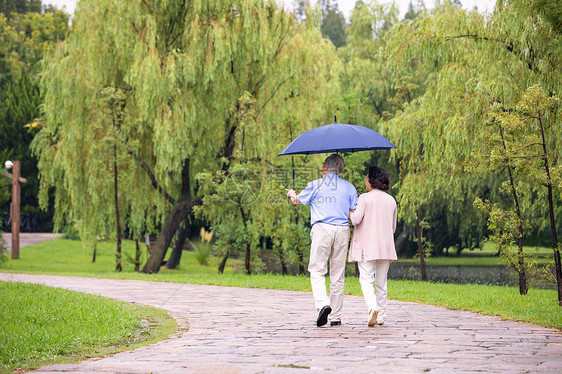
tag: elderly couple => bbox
[287,154,397,327]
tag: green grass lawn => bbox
[0,281,176,374]
[0,238,560,332]
[0,238,240,275]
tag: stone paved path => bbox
[1,273,561,373]
[2,233,62,251]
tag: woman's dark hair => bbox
[368,166,390,191]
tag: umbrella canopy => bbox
[278,121,396,156]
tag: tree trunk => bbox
[394,225,411,257]
[416,217,427,281]
[538,116,562,305]
[295,217,305,275]
[142,158,201,274]
[135,239,141,272]
[517,252,527,295]
[509,167,527,295]
[546,182,562,305]
[141,198,200,273]
[166,217,190,270]
[218,251,230,274]
[92,241,97,263]
[114,146,122,272]
[276,246,288,275]
[239,206,252,275]
[244,242,251,275]
[501,124,527,295]
[273,214,286,275]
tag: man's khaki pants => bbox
[308,222,350,321]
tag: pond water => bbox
[259,252,555,289]
[387,263,555,289]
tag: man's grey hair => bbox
[323,154,345,175]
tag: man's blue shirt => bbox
[297,173,358,226]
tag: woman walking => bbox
[349,166,397,326]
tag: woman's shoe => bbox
[367,309,379,326]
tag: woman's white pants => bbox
[358,260,391,320]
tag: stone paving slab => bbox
[1,273,561,373]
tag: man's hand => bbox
[286,189,301,206]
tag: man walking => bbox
[287,154,358,326]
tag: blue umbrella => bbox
[278,119,396,156]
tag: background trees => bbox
[33,0,339,273]
[0,1,42,15]
[379,0,561,299]
[0,2,68,232]
[19,0,561,303]
[319,0,347,48]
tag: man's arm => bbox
[286,189,302,206]
[348,185,359,221]
[349,194,365,225]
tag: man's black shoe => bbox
[330,320,341,326]
[316,305,332,327]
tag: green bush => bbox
[62,225,81,240]
[191,240,211,266]
[0,232,7,263]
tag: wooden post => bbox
[4,161,27,260]
[11,161,21,260]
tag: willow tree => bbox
[33,0,340,273]
[381,0,562,301]
[339,1,488,259]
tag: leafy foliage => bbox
[34,0,340,273]
[0,72,40,212]
[0,4,69,231]
[0,9,68,86]
[379,1,562,257]
[320,2,347,48]
[0,0,42,15]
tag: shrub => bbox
[191,240,211,266]
[62,225,81,240]
[0,232,7,262]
